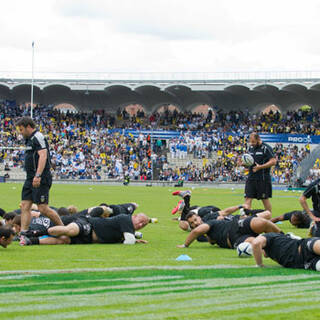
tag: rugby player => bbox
[0,226,15,248]
[172,190,271,231]
[243,132,277,213]
[177,212,281,249]
[252,232,320,271]
[20,213,151,246]
[271,210,312,229]
[16,117,63,244]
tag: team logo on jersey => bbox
[40,195,45,203]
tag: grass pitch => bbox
[0,183,320,319]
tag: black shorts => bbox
[22,174,52,204]
[300,238,320,271]
[245,179,272,200]
[230,216,258,247]
[70,217,93,244]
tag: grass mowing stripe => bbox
[0,284,315,315]
[0,275,184,289]
[9,295,320,320]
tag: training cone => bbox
[176,254,192,261]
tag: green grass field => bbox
[0,183,320,319]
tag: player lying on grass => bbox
[172,190,271,231]
[252,232,320,271]
[177,212,281,249]
[20,213,151,246]
[0,226,15,248]
[271,210,312,229]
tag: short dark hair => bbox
[3,212,17,221]
[0,208,5,218]
[12,215,21,226]
[16,117,36,129]
[0,226,15,239]
[57,207,70,216]
[185,212,197,220]
[99,203,108,207]
[250,132,260,140]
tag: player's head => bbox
[3,212,17,226]
[57,207,70,217]
[67,205,78,214]
[16,117,36,138]
[132,213,150,230]
[249,132,261,147]
[186,212,203,229]
[0,226,15,248]
[12,215,21,233]
[290,211,309,227]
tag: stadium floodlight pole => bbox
[30,41,35,119]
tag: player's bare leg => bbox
[256,210,271,220]
[38,204,64,226]
[244,197,252,210]
[250,217,281,234]
[48,223,79,237]
[20,200,33,231]
[261,198,272,213]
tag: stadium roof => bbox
[1,71,320,113]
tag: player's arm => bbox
[252,235,267,267]
[218,205,243,217]
[33,149,47,188]
[299,195,320,221]
[271,215,285,223]
[253,158,277,172]
[177,224,210,248]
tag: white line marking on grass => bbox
[0,264,249,275]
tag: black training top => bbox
[109,203,136,216]
[303,179,320,214]
[88,214,134,243]
[24,130,51,178]
[29,214,55,232]
[263,233,303,268]
[198,206,221,218]
[247,142,275,181]
[205,219,236,248]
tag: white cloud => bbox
[0,0,319,76]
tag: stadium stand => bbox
[0,100,319,183]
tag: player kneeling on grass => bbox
[252,233,320,271]
[172,190,271,231]
[20,213,151,246]
[177,212,281,249]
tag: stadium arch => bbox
[12,84,42,105]
[0,84,11,99]
[192,104,215,117]
[54,103,78,113]
[123,104,146,116]
[261,104,282,115]
[154,104,182,114]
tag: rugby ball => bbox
[237,242,253,258]
[241,153,254,167]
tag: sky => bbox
[0,0,320,77]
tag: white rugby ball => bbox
[242,153,254,167]
[237,242,253,258]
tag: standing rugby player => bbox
[16,117,63,243]
[244,132,276,212]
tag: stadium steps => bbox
[166,152,218,169]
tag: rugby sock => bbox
[29,237,40,245]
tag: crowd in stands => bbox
[0,100,318,184]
